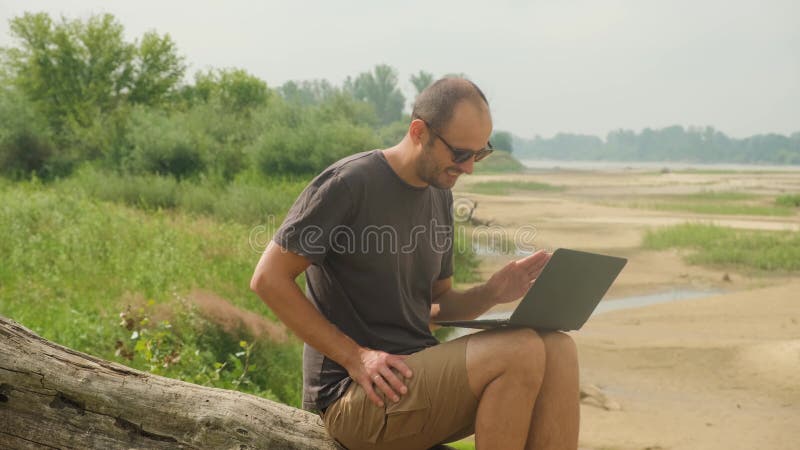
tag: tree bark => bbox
[0,315,343,450]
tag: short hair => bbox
[411,78,490,133]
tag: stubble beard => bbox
[416,143,460,190]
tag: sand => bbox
[453,169,800,450]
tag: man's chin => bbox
[435,173,460,189]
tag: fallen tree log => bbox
[0,315,343,450]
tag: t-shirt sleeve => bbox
[272,171,353,265]
[437,190,455,280]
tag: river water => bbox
[443,288,722,340]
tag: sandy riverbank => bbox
[577,281,800,450]
[453,168,800,450]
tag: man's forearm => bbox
[434,283,497,321]
[252,275,362,370]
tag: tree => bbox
[0,88,56,176]
[1,12,186,169]
[4,13,133,130]
[4,13,186,125]
[343,64,405,125]
[0,315,342,450]
[278,79,337,107]
[128,31,186,106]
[410,70,434,96]
[188,68,270,112]
[491,130,514,153]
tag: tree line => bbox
[513,126,800,165]
[0,12,512,181]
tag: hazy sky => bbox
[1,0,797,139]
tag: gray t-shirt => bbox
[272,150,454,411]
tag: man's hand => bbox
[485,249,552,304]
[345,348,413,407]
[430,303,441,320]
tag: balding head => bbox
[411,78,490,134]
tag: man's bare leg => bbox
[466,328,547,450]
[525,331,580,450]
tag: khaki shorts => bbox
[322,335,478,450]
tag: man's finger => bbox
[380,366,408,396]
[516,250,549,270]
[521,253,550,271]
[387,356,413,378]
[528,263,548,278]
[373,373,400,403]
[361,377,384,407]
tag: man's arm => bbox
[433,250,552,321]
[250,241,411,407]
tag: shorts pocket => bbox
[381,370,431,442]
[326,383,386,445]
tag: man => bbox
[250,78,579,450]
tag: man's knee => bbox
[495,328,547,379]
[541,331,577,360]
[467,328,545,376]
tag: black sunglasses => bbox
[419,119,493,164]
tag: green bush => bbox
[377,119,410,147]
[474,150,524,174]
[120,106,208,178]
[0,90,58,177]
[60,165,307,224]
[64,165,180,209]
[114,299,300,403]
[776,194,800,208]
[180,98,263,181]
[251,119,380,176]
[454,231,480,283]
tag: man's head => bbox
[408,78,493,189]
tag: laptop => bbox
[435,248,627,331]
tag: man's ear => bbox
[408,119,427,148]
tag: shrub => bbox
[0,90,58,178]
[66,165,179,209]
[776,194,800,208]
[250,119,380,176]
[120,106,208,178]
[643,223,800,271]
[61,165,307,224]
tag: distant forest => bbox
[512,127,800,165]
[3,13,797,177]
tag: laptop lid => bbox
[508,248,627,330]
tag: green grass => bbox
[56,165,308,225]
[474,150,525,174]
[776,193,800,208]
[448,440,476,449]
[672,169,800,175]
[1,171,483,406]
[0,183,303,405]
[682,191,756,201]
[643,202,794,216]
[468,180,563,196]
[643,223,800,271]
[628,191,796,216]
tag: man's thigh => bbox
[323,335,478,450]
